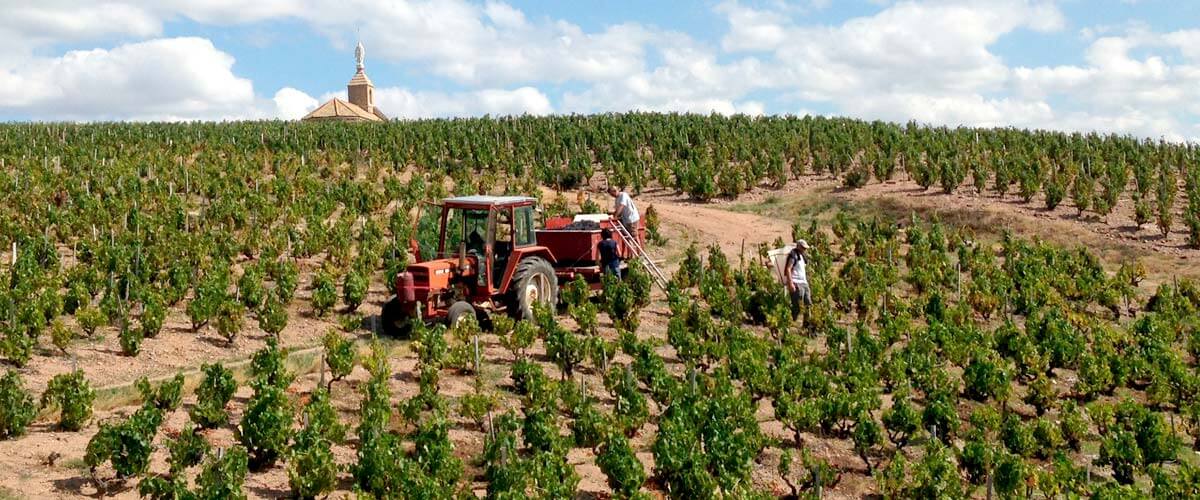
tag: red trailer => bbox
[536,216,644,286]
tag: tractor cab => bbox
[436,195,539,293]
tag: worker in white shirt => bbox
[607,186,640,228]
[607,185,642,244]
[784,239,811,320]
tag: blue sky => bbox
[1,1,1198,140]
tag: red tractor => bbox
[381,195,648,336]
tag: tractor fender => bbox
[498,246,555,293]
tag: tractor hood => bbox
[395,256,479,300]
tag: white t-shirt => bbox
[787,250,807,286]
[614,192,640,225]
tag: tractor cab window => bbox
[444,208,490,258]
[492,209,514,289]
[494,209,513,253]
[515,205,535,246]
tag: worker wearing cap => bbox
[784,239,812,319]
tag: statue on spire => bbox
[354,41,365,71]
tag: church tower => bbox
[301,40,387,122]
[347,41,375,114]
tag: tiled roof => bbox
[301,98,382,122]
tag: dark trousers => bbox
[790,283,811,319]
[604,260,621,277]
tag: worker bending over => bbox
[607,186,640,231]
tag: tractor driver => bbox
[466,227,486,255]
[467,228,487,286]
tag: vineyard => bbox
[0,115,1198,498]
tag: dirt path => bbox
[647,197,792,257]
[638,172,1200,285]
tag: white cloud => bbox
[272,87,320,120]
[711,0,1200,139]
[483,1,526,29]
[1010,29,1200,140]
[0,37,257,121]
[716,1,789,53]
[302,85,552,118]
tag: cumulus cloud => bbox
[0,37,256,121]
[710,0,1200,139]
[1010,29,1200,140]
[298,85,553,118]
[272,87,320,120]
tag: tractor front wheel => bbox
[447,301,476,329]
[510,257,557,320]
[380,297,414,338]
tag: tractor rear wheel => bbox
[447,301,476,329]
[510,257,557,320]
[380,297,413,339]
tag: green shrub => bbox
[190,363,237,429]
[994,452,1027,497]
[852,411,883,470]
[322,329,354,388]
[882,389,921,449]
[85,404,164,478]
[238,267,267,312]
[273,261,300,304]
[238,383,293,470]
[608,366,648,437]
[0,370,36,439]
[140,291,166,339]
[41,370,94,431]
[544,315,585,380]
[136,373,185,411]
[187,272,227,331]
[342,269,367,313]
[1099,428,1142,485]
[499,318,535,361]
[527,449,579,499]
[76,305,106,337]
[257,295,288,336]
[251,337,293,390]
[166,424,209,474]
[962,352,1011,402]
[310,272,337,317]
[597,431,646,499]
[48,318,73,354]
[215,300,245,345]
[301,388,346,445]
[1001,413,1036,458]
[195,446,249,500]
[626,259,653,307]
[288,410,337,499]
[119,320,143,356]
[909,440,965,499]
[3,328,34,367]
